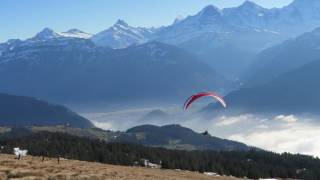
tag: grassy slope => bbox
[0,154,240,180]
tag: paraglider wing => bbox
[184,92,227,110]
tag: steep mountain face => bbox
[0,30,230,105]
[87,0,320,78]
[91,20,156,49]
[33,28,60,40]
[156,0,320,45]
[204,59,320,115]
[29,28,92,41]
[93,0,320,50]
[121,124,251,151]
[177,29,280,79]
[154,3,281,47]
[223,1,269,28]
[155,5,227,45]
[157,4,276,75]
[153,0,320,78]
[274,0,320,34]
[0,39,22,56]
[245,27,320,86]
[0,93,94,128]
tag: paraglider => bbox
[184,92,227,110]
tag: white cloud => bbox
[274,115,298,123]
[229,121,320,157]
[83,105,320,157]
[256,124,269,129]
[92,121,113,130]
[215,114,253,126]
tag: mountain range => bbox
[3,0,320,79]
[245,27,320,86]
[92,0,320,49]
[203,27,320,115]
[90,0,320,78]
[0,30,229,105]
[1,0,320,111]
[205,58,320,115]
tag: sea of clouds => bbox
[82,106,320,157]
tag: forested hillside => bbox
[1,132,319,180]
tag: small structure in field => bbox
[204,172,219,176]
[13,147,28,159]
[142,159,161,169]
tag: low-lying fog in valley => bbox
[81,103,320,157]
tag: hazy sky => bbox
[1,0,293,42]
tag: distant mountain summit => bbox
[60,29,92,39]
[140,109,171,122]
[0,93,94,128]
[32,28,60,40]
[30,28,92,41]
[91,19,156,49]
[122,124,251,151]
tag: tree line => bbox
[0,131,320,179]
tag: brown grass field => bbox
[0,154,243,180]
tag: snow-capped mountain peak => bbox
[64,28,85,34]
[239,1,262,10]
[111,19,132,32]
[33,28,61,40]
[30,28,92,41]
[91,19,155,49]
[173,15,185,25]
[198,5,221,17]
[59,28,92,39]
[225,1,266,15]
[114,19,129,27]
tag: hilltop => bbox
[0,93,93,128]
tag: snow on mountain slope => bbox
[223,1,269,29]
[30,28,92,40]
[5,0,320,51]
[0,28,93,58]
[3,0,320,49]
[2,0,320,80]
[31,28,61,40]
[154,5,229,44]
[91,19,156,49]
[0,28,96,65]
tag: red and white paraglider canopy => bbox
[184,92,227,110]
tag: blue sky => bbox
[1,0,293,42]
